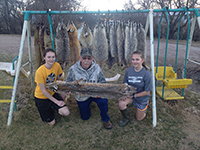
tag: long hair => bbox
[43,48,56,57]
[132,50,148,70]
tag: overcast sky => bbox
[81,0,130,11]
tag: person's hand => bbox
[56,100,66,107]
[96,95,101,98]
[66,91,71,95]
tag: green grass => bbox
[1,51,200,150]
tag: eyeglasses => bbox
[82,56,92,60]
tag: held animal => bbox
[55,22,70,69]
[46,79,136,99]
[66,20,81,64]
[93,22,108,67]
[78,22,93,49]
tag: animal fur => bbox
[78,22,93,49]
[39,25,45,64]
[46,79,136,99]
[117,21,126,67]
[43,27,53,50]
[109,22,118,64]
[34,24,42,69]
[124,21,131,67]
[55,22,70,69]
[105,21,115,69]
[66,20,81,64]
[136,23,146,57]
[93,22,108,67]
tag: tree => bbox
[123,0,200,40]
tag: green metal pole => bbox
[155,13,163,90]
[162,7,169,99]
[182,7,190,96]
[175,12,183,73]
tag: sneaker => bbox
[103,120,112,129]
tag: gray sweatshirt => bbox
[66,60,106,101]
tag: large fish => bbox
[55,22,70,69]
[66,20,81,64]
[136,23,146,58]
[117,21,126,67]
[93,22,108,67]
[34,24,42,69]
[78,22,93,49]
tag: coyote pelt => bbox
[46,79,137,99]
[55,22,70,69]
[124,21,131,67]
[44,27,53,50]
[78,22,93,49]
[117,21,126,67]
[109,22,118,64]
[136,23,146,57]
[34,24,42,69]
[93,22,108,67]
[66,20,81,64]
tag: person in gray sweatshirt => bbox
[66,47,112,129]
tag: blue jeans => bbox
[76,97,110,122]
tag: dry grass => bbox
[1,63,200,149]
[0,35,200,149]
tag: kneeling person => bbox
[66,47,112,129]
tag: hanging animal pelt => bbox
[106,21,115,69]
[43,26,53,50]
[34,24,42,69]
[126,22,137,67]
[136,23,146,58]
[109,21,118,64]
[93,22,108,67]
[124,21,131,67]
[66,20,81,64]
[117,21,126,67]
[55,22,70,69]
[39,25,45,64]
[46,79,137,99]
[78,22,93,49]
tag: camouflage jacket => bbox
[66,60,106,101]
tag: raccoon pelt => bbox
[93,22,108,67]
[117,21,126,68]
[44,26,53,50]
[66,20,81,64]
[34,24,42,69]
[78,22,93,49]
[55,22,70,69]
[136,23,146,58]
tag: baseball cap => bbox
[80,48,93,57]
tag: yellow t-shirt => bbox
[34,62,63,99]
